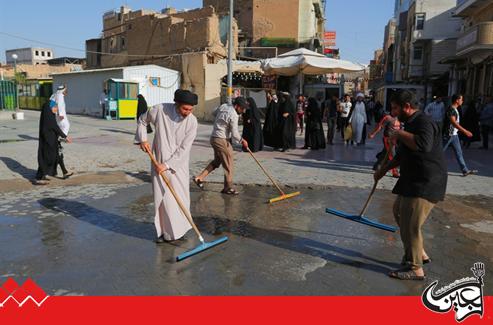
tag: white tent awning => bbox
[261,48,364,76]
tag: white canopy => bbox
[261,48,364,76]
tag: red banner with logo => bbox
[1,296,491,324]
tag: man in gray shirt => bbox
[193,97,248,195]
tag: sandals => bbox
[221,188,240,195]
[388,267,425,281]
[192,177,205,190]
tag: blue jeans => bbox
[443,135,469,173]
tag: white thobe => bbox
[135,103,198,240]
[350,102,367,143]
[54,92,70,135]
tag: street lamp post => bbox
[11,53,19,110]
[227,0,233,105]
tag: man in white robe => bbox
[53,85,70,135]
[50,85,73,178]
[135,89,198,243]
[349,93,367,146]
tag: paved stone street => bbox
[1,110,492,295]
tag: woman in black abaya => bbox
[263,91,282,149]
[242,97,264,152]
[279,93,297,152]
[35,102,70,185]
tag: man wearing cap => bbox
[193,97,248,195]
[135,89,198,244]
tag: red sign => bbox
[324,31,336,39]
[324,31,336,47]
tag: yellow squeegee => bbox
[246,147,301,203]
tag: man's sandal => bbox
[388,268,425,281]
[221,188,240,195]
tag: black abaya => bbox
[280,97,297,150]
[36,103,67,180]
[137,94,152,133]
[263,99,282,148]
[242,97,263,152]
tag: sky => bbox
[0,0,395,65]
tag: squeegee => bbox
[145,148,228,261]
[326,153,397,232]
[246,147,300,203]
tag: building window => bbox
[47,52,51,57]
[121,36,126,49]
[41,51,45,56]
[415,13,425,30]
[413,46,423,61]
[128,24,132,30]
[35,50,39,56]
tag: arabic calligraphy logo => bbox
[422,262,485,322]
[0,278,49,307]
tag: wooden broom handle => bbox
[246,147,285,196]
[145,147,203,241]
[358,147,392,217]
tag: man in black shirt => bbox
[374,90,447,281]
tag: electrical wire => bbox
[0,31,209,59]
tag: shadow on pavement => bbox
[0,156,37,181]
[125,171,151,183]
[18,134,39,141]
[100,128,136,135]
[275,157,373,175]
[38,198,155,242]
[193,215,399,274]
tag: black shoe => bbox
[155,235,166,244]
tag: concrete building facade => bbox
[85,5,240,121]
[5,47,54,65]
[386,0,462,100]
[204,0,325,58]
[445,0,493,99]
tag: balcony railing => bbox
[455,0,490,17]
[457,22,493,55]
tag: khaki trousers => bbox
[393,196,435,269]
[205,137,234,189]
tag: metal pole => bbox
[14,59,19,110]
[227,0,234,105]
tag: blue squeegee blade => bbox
[326,208,397,233]
[176,236,228,262]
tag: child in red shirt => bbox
[369,113,401,178]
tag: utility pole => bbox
[227,0,234,105]
[12,53,19,110]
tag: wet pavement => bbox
[1,110,492,295]
[1,179,492,296]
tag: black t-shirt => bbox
[393,111,448,203]
[328,100,338,118]
[443,105,459,137]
